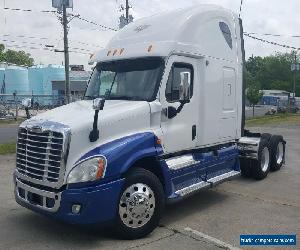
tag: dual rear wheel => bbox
[240,135,285,180]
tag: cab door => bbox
[160,55,198,154]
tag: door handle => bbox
[192,125,197,140]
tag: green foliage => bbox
[246,51,300,96]
[0,44,34,67]
[246,113,300,127]
[0,142,16,155]
[247,83,263,106]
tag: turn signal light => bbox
[96,158,106,179]
[148,45,153,52]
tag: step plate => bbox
[175,181,210,197]
[174,170,240,197]
[207,170,240,186]
[166,155,199,170]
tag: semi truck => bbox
[14,5,286,239]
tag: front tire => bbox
[115,168,165,239]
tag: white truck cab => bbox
[14,5,286,239]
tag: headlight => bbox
[67,156,107,184]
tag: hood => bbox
[23,100,151,170]
[27,100,150,131]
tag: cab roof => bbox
[90,4,238,64]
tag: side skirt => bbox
[171,170,240,201]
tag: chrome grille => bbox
[16,128,64,183]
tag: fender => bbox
[75,132,165,181]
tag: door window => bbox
[165,63,194,102]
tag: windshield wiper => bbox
[108,95,144,101]
[84,96,97,100]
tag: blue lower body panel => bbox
[15,178,125,225]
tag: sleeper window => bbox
[165,64,193,102]
[219,22,233,49]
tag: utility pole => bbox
[62,1,70,104]
[119,0,133,29]
[293,53,297,98]
[125,0,129,24]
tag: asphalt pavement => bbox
[0,125,299,249]
[0,124,18,144]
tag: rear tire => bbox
[269,135,285,171]
[115,168,165,239]
[251,139,271,180]
[261,133,272,142]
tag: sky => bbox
[1,0,300,69]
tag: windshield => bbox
[85,57,165,101]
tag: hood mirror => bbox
[90,98,105,142]
[22,98,32,119]
[92,98,105,111]
[22,98,32,108]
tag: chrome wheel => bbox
[261,147,270,172]
[119,183,155,229]
[276,142,284,165]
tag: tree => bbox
[0,44,34,67]
[246,51,300,97]
[247,83,263,117]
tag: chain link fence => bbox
[0,94,83,120]
[277,98,300,113]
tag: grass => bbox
[0,119,24,126]
[0,142,16,155]
[246,113,300,127]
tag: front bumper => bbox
[14,176,125,225]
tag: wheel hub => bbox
[261,147,270,172]
[276,142,284,165]
[119,183,155,228]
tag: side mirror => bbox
[22,98,32,108]
[179,71,191,102]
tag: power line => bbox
[1,34,104,49]
[3,42,92,55]
[3,7,56,13]
[3,6,117,32]
[1,39,94,53]
[245,32,300,38]
[73,15,118,32]
[244,33,300,51]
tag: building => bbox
[261,90,293,106]
[52,70,91,100]
[0,63,91,105]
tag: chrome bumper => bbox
[15,178,61,212]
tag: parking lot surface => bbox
[0,126,299,250]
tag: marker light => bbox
[107,50,111,56]
[113,49,118,56]
[67,156,107,184]
[148,45,153,52]
[120,48,125,55]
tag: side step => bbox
[174,170,240,197]
[207,170,241,187]
[175,181,210,197]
